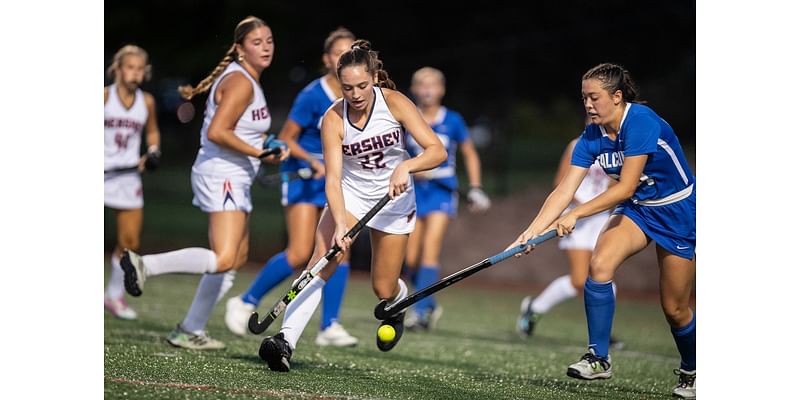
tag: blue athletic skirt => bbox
[613,184,696,260]
[415,179,458,218]
[281,175,326,207]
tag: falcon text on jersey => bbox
[597,151,624,169]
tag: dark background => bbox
[104,0,695,263]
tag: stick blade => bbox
[248,312,271,334]
[373,300,390,320]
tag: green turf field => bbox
[104,265,680,399]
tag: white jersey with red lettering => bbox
[340,87,416,234]
[104,83,147,171]
[191,61,271,181]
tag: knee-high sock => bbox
[584,277,615,359]
[182,271,236,334]
[321,263,350,330]
[531,274,577,314]
[241,251,294,306]
[671,311,696,371]
[105,253,124,299]
[390,278,408,307]
[280,276,325,349]
[142,248,217,276]
[413,265,439,314]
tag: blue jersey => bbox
[405,107,470,190]
[572,103,694,203]
[281,77,337,173]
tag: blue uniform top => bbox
[281,77,337,173]
[571,103,694,203]
[405,107,470,190]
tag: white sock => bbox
[280,276,325,349]
[105,253,124,299]
[389,278,408,306]
[182,270,237,334]
[531,275,577,314]
[141,248,217,277]
[612,281,618,298]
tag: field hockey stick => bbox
[374,229,558,320]
[255,167,313,187]
[248,193,393,334]
[429,179,468,200]
[104,165,140,175]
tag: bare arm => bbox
[554,139,578,188]
[385,90,447,198]
[143,92,161,150]
[321,101,352,249]
[459,139,482,188]
[568,154,646,220]
[207,73,263,158]
[278,118,325,178]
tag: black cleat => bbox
[259,332,293,372]
[376,311,405,352]
[120,249,145,297]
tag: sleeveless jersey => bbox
[192,62,271,180]
[341,87,414,200]
[104,84,148,171]
[405,106,470,190]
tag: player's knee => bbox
[571,277,585,292]
[215,251,238,272]
[285,246,313,269]
[661,302,691,327]
[588,254,616,281]
[234,249,248,269]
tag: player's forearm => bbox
[527,189,573,235]
[570,183,632,220]
[146,130,160,149]
[406,143,446,173]
[325,178,348,225]
[463,150,482,187]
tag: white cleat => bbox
[104,296,138,320]
[672,368,696,399]
[566,348,613,380]
[315,321,359,347]
[224,296,255,336]
[120,249,146,297]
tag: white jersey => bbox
[192,62,271,180]
[104,84,147,171]
[559,160,611,250]
[341,87,416,232]
[574,160,610,204]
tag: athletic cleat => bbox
[672,368,696,399]
[567,349,613,380]
[259,332,293,372]
[120,249,146,297]
[315,322,359,347]
[609,335,625,350]
[224,296,254,336]
[516,296,541,338]
[376,311,405,352]
[104,296,138,320]
[406,305,443,331]
[166,324,225,350]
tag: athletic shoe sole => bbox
[259,337,291,372]
[566,368,612,380]
[120,250,142,297]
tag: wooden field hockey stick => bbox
[248,193,393,334]
[373,229,558,320]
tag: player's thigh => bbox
[405,217,426,268]
[590,214,649,281]
[208,210,249,271]
[284,203,323,267]
[657,246,695,327]
[115,208,143,249]
[566,249,593,290]
[370,229,408,300]
[420,212,450,265]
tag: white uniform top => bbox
[192,62,271,180]
[341,87,415,220]
[574,160,610,204]
[104,84,148,171]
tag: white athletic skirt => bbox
[104,172,143,210]
[341,186,416,235]
[191,171,253,213]
[559,209,610,251]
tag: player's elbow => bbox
[429,144,447,165]
[207,128,224,145]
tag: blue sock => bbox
[414,265,439,314]
[584,277,615,359]
[321,263,350,330]
[671,311,696,371]
[241,252,294,306]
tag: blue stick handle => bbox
[488,229,558,264]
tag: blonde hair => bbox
[178,16,268,100]
[107,45,152,81]
[412,66,445,86]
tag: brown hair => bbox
[582,63,640,103]
[323,27,355,54]
[336,39,396,90]
[107,45,152,81]
[178,16,268,100]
